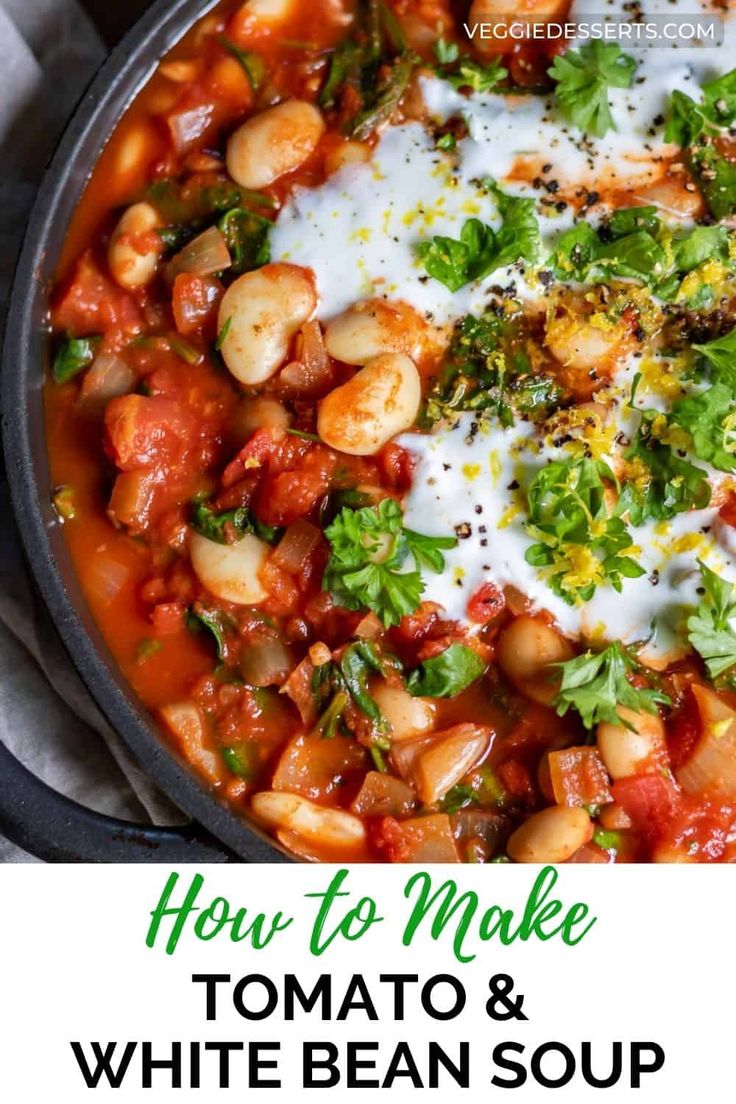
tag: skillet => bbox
[0,0,291,863]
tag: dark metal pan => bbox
[0,0,289,863]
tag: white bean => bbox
[324,299,429,365]
[371,682,436,742]
[226,100,325,190]
[108,201,162,289]
[317,352,421,455]
[190,531,269,605]
[251,791,366,848]
[239,0,295,22]
[596,707,666,780]
[508,806,593,864]
[218,263,317,385]
[545,309,628,374]
[232,396,291,439]
[497,615,574,704]
[324,140,371,176]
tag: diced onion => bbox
[355,612,382,639]
[167,226,231,279]
[80,352,136,404]
[280,656,318,723]
[676,684,736,800]
[85,552,131,606]
[271,519,322,574]
[272,733,366,799]
[241,640,294,687]
[279,321,333,395]
[167,102,214,151]
[350,772,416,817]
[383,813,461,862]
[389,732,437,781]
[108,469,161,530]
[451,809,505,849]
[413,723,492,805]
[160,702,225,785]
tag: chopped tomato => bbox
[255,447,336,526]
[151,602,187,634]
[172,273,223,336]
[467,582,506,625]
[548,746,612,807]
[379,443,415,492]
[105,394,196,470]
[612,774,680,834]
[666,686,702,772]
[719,492,736,529]
[53,252,141,335]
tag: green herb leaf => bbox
[221,742,259,778]
[687,561,736,679]
[346,51,417,141]
[669,382,736,474]
[664,90,711,146]
[434,36,460,65]
[553,642,670,729]
[218,36,266,91]
[422,307,561,430]
[312,640,399,738]
[548,41,636,137]
[418,186,539,291]
[693,326,736,388]
[674,225,729,272]
[524,457,645,604]
[689,143,736,221]
[219,208,271,274]
[187,606,230,662]
[215,317,232,351]
[702,68,736,126]
[619,408,712,526]
[191,500,253,544]
[550,212,732,298]
[339,641,387,726]
[447,57,506,94]
[323,498,456,627]
[52,335,100,383]
[136,638,163,664]
[433,34,506,93]
[443,783,479,814]
[406,644,485,698]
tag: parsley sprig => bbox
[694,326,736,389]
[323,499,457,627]
[553,642,670,730]
[418,182,539,292]
[433,37,507,94]
[663,68,736,219]
[524,457,645,605]
[669,383,736,475]
[665,69,736,146]
[619,381,712,526]
[549,206,734,304]
[687,561,736,681]
[548,42,636,138]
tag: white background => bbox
[0,863,730,1100]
